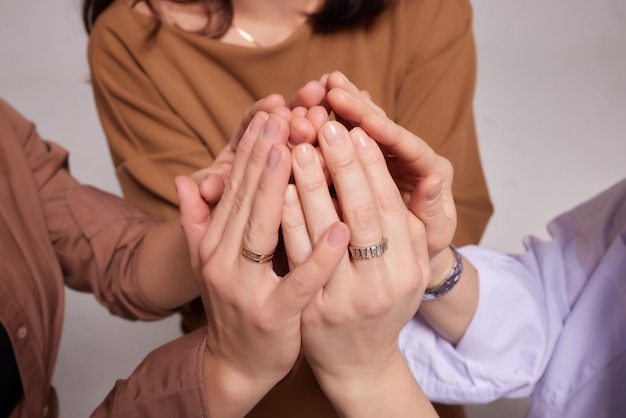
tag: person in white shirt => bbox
[401,177,625,418]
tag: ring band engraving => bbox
[241,244,275,264]
[348,237,388,260]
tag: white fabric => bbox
[399,179,626,417]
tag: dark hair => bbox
[82,0,393,35]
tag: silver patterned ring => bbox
[241,244,275,264]
[348,237,388,260]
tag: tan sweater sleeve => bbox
[396,0,493,246]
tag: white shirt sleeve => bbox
[399,243,570,404]
[400,179,626,413]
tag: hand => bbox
[190,94,292,205]
[325,72,456,258]
[289,72,455,266]
[176,112,349,416]
[321,74,477,344]
[282,121,434,415]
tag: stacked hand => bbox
[176,72,452,416]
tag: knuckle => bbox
[298,175,327,194]
[229,191,250,218]
[249,144,267,167]
[289,274,313,299]
[330,151,359,172]
[357,287,395,318]
[377,188,404,215]
[349,200,379,228]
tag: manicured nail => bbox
[327,223,348,247]
[267,145,280,169]
[262,116,280,139]
[322,122,346,147]
[247,113,266,136]
[427,183,442,202]
[294,144,315,169]
[353,128,370,149]
[335,71,348,83]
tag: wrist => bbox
[423,245,463,301]
[428,245,456,290]
[314,350,431,417]
[202,340,280,417]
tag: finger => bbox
[289,79,327,109]
[281,184,313,270]
[208,112,269,240]
[275,222,350,315]
[291,143,340,245]
[288,115,317,146]
[409,171,457,255]
[175,175,212,267]
[269,105,293,121]
[229,94,286,150]
[327,79,443,179]
[331,85,446,182]
[325,71,386,123]
[292,106,308,118]
[197,173,226,206]
[288,105,330,147]
[362,113,443,178]
[306,105,330,134]
[349,128,411,249]
[222,115,290,258]
[317,122,382,250]
[241,143,292,268]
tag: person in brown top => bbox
[85,1,488,414]
[0,91,476,417]
[84,0,493,246]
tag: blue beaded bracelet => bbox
[422,245,463,301]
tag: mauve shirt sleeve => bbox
[32,137,172,320]
[91,329,209,417]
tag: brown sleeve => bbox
[1,99,172,320]
[88,23,214,221]
[90,329,209,417]
[396,0,493,246]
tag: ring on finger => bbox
[348,237,388,260]
[241,244,275,264]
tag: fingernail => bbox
[262,116,281,139]
[284,184,299,207]
[335,88,350,100]
[334,71,348,83]
[294,144,315,169]
[427,184,442,202]
[353,129,370,149]
[247,113,266,136]
[327,223,348,247]
[267,145,280,169]
[322,122,346,147]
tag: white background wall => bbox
[0,1,624,416]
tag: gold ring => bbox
[241,244,275,264]
[348,237,388,260]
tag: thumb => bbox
[175,175,212,272]
[277,222,349,315]
[409,173,456,257]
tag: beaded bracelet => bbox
[422,245,463,301]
